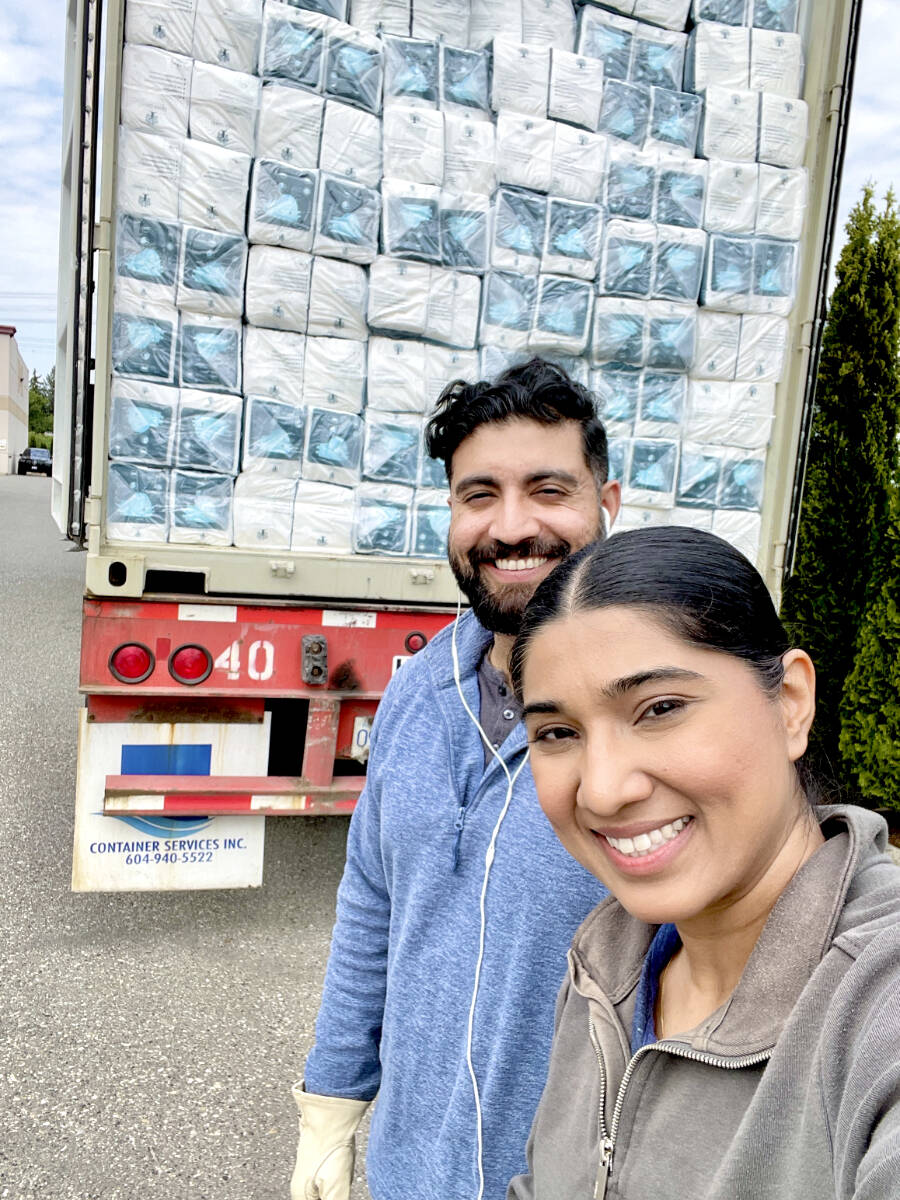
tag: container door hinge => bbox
[269,560,296,578]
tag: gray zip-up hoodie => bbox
[509,805,900,1200]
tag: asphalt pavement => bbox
[0,475,368,1198]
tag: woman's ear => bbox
[780,649,816,762]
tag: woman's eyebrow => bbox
[523,668,705,717]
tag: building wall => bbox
[0,332,29,475]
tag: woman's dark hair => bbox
[425,357,609,485]
[510,526,793,703]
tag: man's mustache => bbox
[465,538,572,569]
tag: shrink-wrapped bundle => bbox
[245,245,312,332]
[441,44,491,113]
[530,275,593,356]
[626,437,680,508]
[177,227,247,318]
[491,188,547,275]
[115,214,181,306]
[600,219,656,299]
[605,144,657,221]
[107,463,171,542]
[684,22,750,91]
[179,140,251,235]
[306,256,369,340]
[647,88,703,158]
[693,310,741,380]
[591,297,646,367]
[645,300,696,372]
[634,371,688,438]
[118,128,183,222]
[314,175,381,263]
[120,44,192,140]
[631,26,686,93]
[576,9,634,81]
[491,40,550,118]
[520,0,576,51]
[352,483,413,554]
[169,470,234,545]
[750,29,804,96]
[232,473,296,549]
[363,412,422,484]
[592,364,640,434]
[410,0,468,43]
[319,100,383,186]
[755,165,807,240]
[655,156,708,228]
[193,0,262,74]
[440,191,490,273]
[242,326,306,403]
[548,49,604,132]
[550,124,608,203]
[259,6,333,88]
[703,233,754,311]
[178,313,243,392]
[324,25,384,112]
[758,94,808,169]
[698,87,759,162]
[349,0,410,36]
[256,84,323,167]
[188,62,259,156]
[383,34,439,107]
[108,379,178,465]
[303,336,367,412]
[248,161,318,252]
[242,396,307,474]
[543,198,602,280]
[175,389,243,474]
[413,490,451,557]
[597,80,651,149]
[112,299,179,383]
[443,114,496,195]
[480,270,537,352]
[382,180,442,263]
[704,159,759,234]
[367,337,428,412]
[291,481,355,553]
[736,313,789,381]
[303,407,365,485]
[653,225,707,304]
[125,0,197,56]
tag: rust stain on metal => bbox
[330,660,361,691]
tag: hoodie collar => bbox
[569,805,889,1058]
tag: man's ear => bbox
[780,649,816,762]
[600,481,621,535]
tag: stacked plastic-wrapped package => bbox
[109,0,809,563]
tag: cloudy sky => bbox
[2,1,899,379]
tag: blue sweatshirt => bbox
[304,610,608,1200]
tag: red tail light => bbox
[169,644,212,685]
[109,643,154,684]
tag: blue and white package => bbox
[648,89,703,158]
[125,0,197,57]
[635,370,687,437]
[543,199,602,280]
[757,93,808,169]
[242,395,307,474]
[698,87,759,163]
[591,365,641,434]
[319,100,383,187]
[750,29,804,97]
[626,438,679,508]
[654,226,707,303]
[491,39,550,119]
[655,157,708,228]
[325,26,383,113]
[480,271,538,351]
[631,27,686,93]
[307,256,369,340]
[188,62,260,157]
[120,44,192,140]
[232,473,296,549]
[367,256,430,336]
[719,450,766,510]
[704,159,759,234]
[419,428,447,489]
[256,84,323,166]
[685,380,731,444]
[677,443,723,508]
[751,237,798,315]
[314,174,380,263]
[443,114,496,195]
[492,188,547,275]
[756,164,807,240]
[427,267,481,349]
[382,105,444,185]
[169,469,234,545]
[116,213,181,305]
[176,389,243,474]
[703,233,754,311]
[177,227,247,319]
[291,480,355,553]
[597,80,651,148]
[440,192,490,273]
[413,489,451,558]
[752,0,799,34]
[249,161,318,252]
[304,335,367,412]
[367,337,427,412]
[352,483,413,554]
[605,145,656,221]
[178,139,252,235]
[107,462,170,542]
[736,313,788,382]
[684,21,751,92]
[193,0,262,75]
[646,301,697,371]
[440,43,490,112]
[576,9,634,81]
[600,219,655,298]
[550,125,608,204]
[694,310,741,380]
[303,407,364,485]
[548,49,605,132]
[691,0,748,23]
[495,113,555,193]
[606,436,631,486]
[112,300,178,382]
[179,314,242,393]
[383,34,438,106]
[108,378,178,465]
[727,382,776,449]
[258,6,331,88]
[382,180,442,263]
[242,326,306,403]
[531,275,593,355]
[633,0,691,28]
[363,412,421,484]
[591,297,646,367]
[117,128,182,223]
[244,245,312,332]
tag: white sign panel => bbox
[72,711,270,892]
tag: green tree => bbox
[839,486,900,808]
[781,187,900,790]
[28,366,55,440]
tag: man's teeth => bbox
[493,556,548,572]
[604,817,692,858]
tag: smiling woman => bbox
[507,527,900,1200]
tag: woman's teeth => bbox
[604,817,692,858]
[494,556,548,572]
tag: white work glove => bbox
[290,1083,370,1200]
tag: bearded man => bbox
[290,359,620,1200]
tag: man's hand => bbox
[290,1085,371,1200]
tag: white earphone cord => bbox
[451,593,530,1200]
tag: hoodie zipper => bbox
[588,1016,772,1199]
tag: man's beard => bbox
[449,535,579,635]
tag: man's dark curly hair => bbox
[424,357,609,486]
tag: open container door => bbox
[53,0,104,543]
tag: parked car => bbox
[17,447,52,476]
